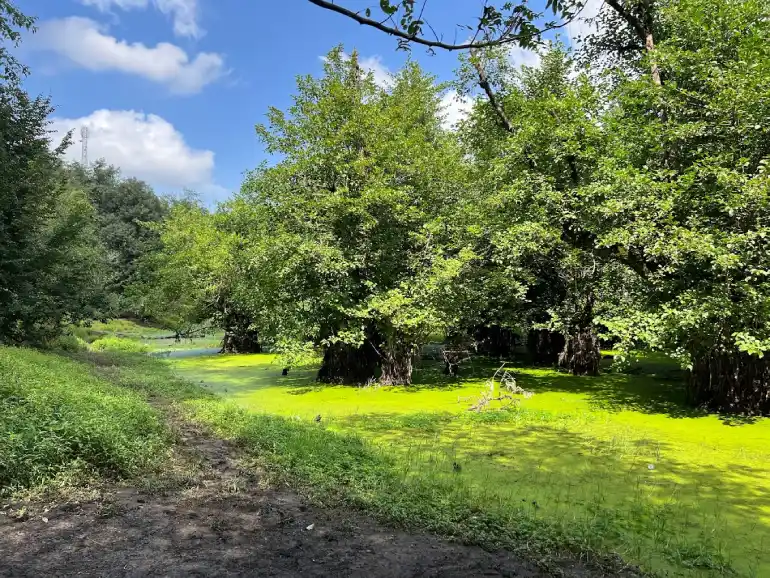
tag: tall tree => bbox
[66,161,168,312]
[0,2,108,343]
[583,0,770,412]
[230,48,470,384]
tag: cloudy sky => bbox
[17,0,601,203]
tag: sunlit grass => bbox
[172,351,770,577]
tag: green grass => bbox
[75,351,627,574]
[0,346,171,496]
[170,352,770,578]
[90,336,153,353]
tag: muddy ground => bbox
[0,417,636,578]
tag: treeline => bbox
[0,4,168,343]
[2,0,769,414]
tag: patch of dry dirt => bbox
[0,414,634,578]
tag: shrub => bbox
[49,334,89,352]
[89,336,150,353]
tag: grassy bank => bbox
[75,350,628,575]
[0,346,171,496]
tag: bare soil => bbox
[0,414,635,578]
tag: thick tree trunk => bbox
[379,341,415,386]
[527,329,566,366]
[473,325,518,358]
[221,327,261,353]
[558,330,601,376]
[689,351,770,415]
[317,340,379,385]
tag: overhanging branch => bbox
[308,0,574,51]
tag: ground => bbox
[0,404,621,578]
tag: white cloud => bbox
[439,90,475,130]
[32,17,225,94]
[357,55,392,88]
[508,45,541,69]
[80,0,201,38]
[50,110,220,195]
[567,0,604,45]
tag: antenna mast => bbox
[80,126,89,166]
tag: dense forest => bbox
[2,0,769,413]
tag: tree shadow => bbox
[336,411,770,576]
[515,369,705,418]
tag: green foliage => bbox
[0,0,35,82]
[0,346,169,495]
[65,161,168,314]
[89,336,151,353]
[226,47,473,382]
[128,196,237,336]
[0,84,108,344]
[49,333,89,352]
[580,0,770,369]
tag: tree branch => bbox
[470,52,515,133]
[603,0,646,41]
[307,0,572,51]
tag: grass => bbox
[72,351,630,574]
[170,351,770,578]
[0,346,171,497]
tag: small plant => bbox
[469,364,533,411]
[49,334,89,352]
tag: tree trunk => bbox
[379,341,415,386]
[473,325,518,358]
[317,340,379,385]
[527,329,566,366]
[645,32,662,86]
[558,330,601,376]
[221,327,261,353]
[689,350,770,415]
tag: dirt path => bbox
[0,414,629,578]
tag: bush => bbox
[89,336,150,353]
[49,334,89,352]
[0,346,169,495]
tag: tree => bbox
[66,161,168,313]
[582,0,770,412]
[457,47,610,375]
[0,89,108,343]
[128,197,261,352]
[230,48,471,384]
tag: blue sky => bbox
[16,0,595,203]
